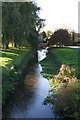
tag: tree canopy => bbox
[49,29,71,46]
[41,31,46,39]
[2,2,45,49]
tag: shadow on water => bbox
[2,49,57,119]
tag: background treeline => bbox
[2,2,45,49]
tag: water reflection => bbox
[3,49,55,119]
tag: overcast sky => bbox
[36,0,79,33]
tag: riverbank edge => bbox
[40,47,80,119]
[2,49,38,105]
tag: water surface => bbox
[3,49,56,119]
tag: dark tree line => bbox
[48,29,72,46]
[2,2,45,49]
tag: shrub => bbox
[54,82,80,118]
[48,29,71,46]
[44,64,80,119]
[53,64,77,84]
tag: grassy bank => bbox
[40,47,80,119]
[40,47,79,79]
[0,48,37,104]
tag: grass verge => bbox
[40,47,79,79]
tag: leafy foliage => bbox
[44,64,80,119]
[49,29,71,46]
[1,48,37,104]
[53,64,77,84]
[2,2,45,49]
[41,31,47,38]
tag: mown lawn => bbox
[40,47,79,79]
[53,48,79,76]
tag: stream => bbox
[3,49,56,119]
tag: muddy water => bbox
[3,49,56,119]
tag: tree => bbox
[71,31,76,43]
[46,30,53,38]
[41,31,46,38]
[2,2,44,49]
[49,29,71,46]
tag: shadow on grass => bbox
[40,48,62,79]
[40,47,80,79]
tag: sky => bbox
[35,0,79,33]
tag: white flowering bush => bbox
[44,64,80,118]
[53,64,77,84]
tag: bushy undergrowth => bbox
[2,49,37,104]
[54,82,80,118]
[44,64,80,119]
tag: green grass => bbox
[53,48,79,75]
[0,48,29,67]
[0,48,29,81]
[0,48,36,104]
[40,47,79,79]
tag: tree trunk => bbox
[6,43,9,49]
[14,42,17,48]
